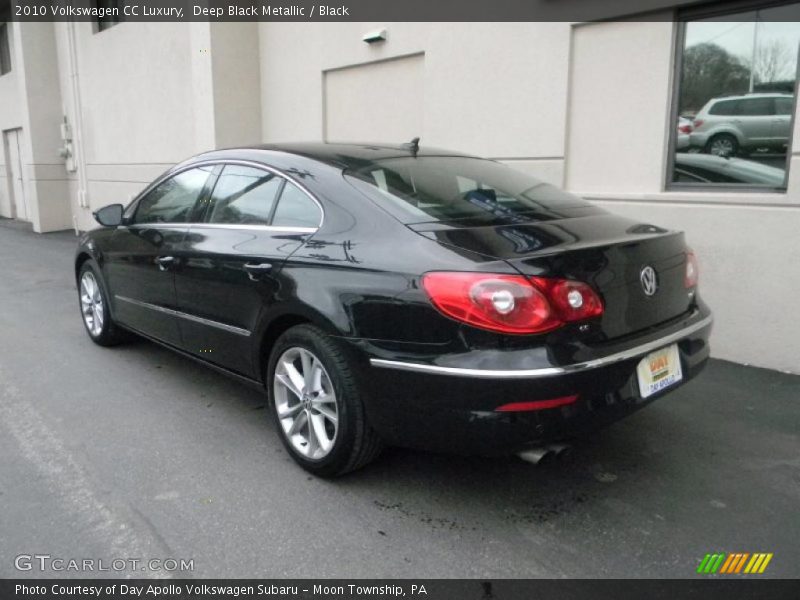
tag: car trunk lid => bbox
[410,213,693,340]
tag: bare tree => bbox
[680,43,750,113]
[741,39,796,84]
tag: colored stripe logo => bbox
[697,552,773,574]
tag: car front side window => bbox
[133,166,214,225]
[776,97,794,116]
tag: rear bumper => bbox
[351,309,712,455]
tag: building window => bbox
[95,0,122,33]
[668,3,800,190]
[0,23,11,76]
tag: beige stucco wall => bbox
[45,22,264,232]
[56,22,198,231]
[259,22,572,185]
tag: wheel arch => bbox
[255,307,343,387]
[707,127,743,146]
[75,251,93,279]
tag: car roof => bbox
[710,93,792,102]
[196,142,478,171]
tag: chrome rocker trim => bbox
[369,314,713,379]
[115,295,251,337]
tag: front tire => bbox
[77,260,127,346]
[267,324,382,477]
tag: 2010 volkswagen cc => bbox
[75,143,712,476]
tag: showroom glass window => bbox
[669,4,800,190]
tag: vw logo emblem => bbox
[640,266,658,296]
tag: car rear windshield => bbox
[344,156,591,225]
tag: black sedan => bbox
[75,143,712,477]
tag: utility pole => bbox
[748,17,759,93]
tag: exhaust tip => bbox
[517,448,555,465]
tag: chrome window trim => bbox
[188,223,318,234]
[121,223,187,230]
[369,314,713,379]
[125,158,324,230]
[115,295,251,337]
[121,222,317,235]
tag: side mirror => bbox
[93,204,124,227]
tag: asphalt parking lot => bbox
[0,219,798,579]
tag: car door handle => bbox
[243,262,273,280]
[243,262,273,272]
[155,256,175,271]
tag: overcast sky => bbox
[685,3,800,72]
[686,20,800,81]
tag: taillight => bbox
[530,277,604,323]
[693,119,704,129]
[678,124,692,134]
[685,250,699,288]
[421,272,603,335]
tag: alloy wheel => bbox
[709,137,735,156]
[273,347,339,460]
[80,271,104,337]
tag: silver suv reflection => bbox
[689,93,794,156]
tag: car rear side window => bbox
[134,166,214,224]
[709,100,739,116]
[271,182,321,228]
[208,165,283,225]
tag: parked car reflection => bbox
[673,153,786,186]
[676,117,694,151]
[688,93,794,156]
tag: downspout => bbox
[66,20,88,212]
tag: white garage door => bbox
[324,53,424,144]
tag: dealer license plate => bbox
[636,344,683,399]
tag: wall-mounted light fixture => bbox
[362,29,387,44]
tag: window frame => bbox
[93,0,123,34]
[123,160,324,231]
[0,22,12,76]
[665,6,800,193]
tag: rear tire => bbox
[267,324,382,477]
[77,260,128,346]
[705,133,739,157]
